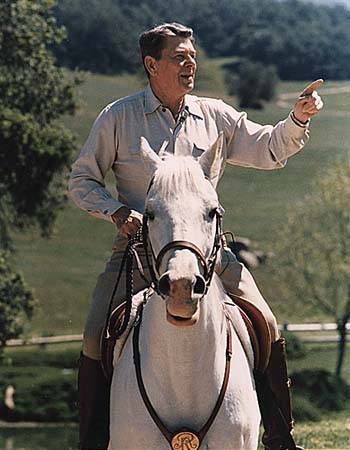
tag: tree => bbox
[270,161,350,377]
[0,252,35,350]
[0,0,79,348]
[225,59,279,109]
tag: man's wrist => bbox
[290,111,310,128]
[111,206,131,228]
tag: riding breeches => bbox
[83,244,279,360]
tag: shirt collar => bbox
[144,84,162,114]
[144,84,204,120]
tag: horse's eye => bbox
[208,208,217,219]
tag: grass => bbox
[1,341,349,449]
[8,61,350,336]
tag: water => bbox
[0,425,78,450]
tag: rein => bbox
[133,305,233,450]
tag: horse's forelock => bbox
[149,155,210,201]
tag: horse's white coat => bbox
[109,145,260,450]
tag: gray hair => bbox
[139,22,194,75]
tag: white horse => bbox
[109,136,260,450]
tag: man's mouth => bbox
[181,74,194,82]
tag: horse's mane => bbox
[150,155,210,201]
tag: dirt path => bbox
[277,84,350,117]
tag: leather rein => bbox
[131,209,234,449]
[133,305,233,450]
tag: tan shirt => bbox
[69,84,309,225]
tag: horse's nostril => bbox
[193,275,206,295]
[158,274,171,296]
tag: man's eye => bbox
[176,55,184,61]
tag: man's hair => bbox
[139,22,194,75]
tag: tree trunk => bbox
[336,321,348,377]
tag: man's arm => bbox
[69,105,143,236]
[68,105,122,222]
[223,80,324,170]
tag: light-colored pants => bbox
[83,245,278,360]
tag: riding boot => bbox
[78,353,110,450]
[254,337,304,450]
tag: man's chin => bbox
[182,81,195,93]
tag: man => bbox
[69,23,323,450]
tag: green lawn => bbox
[10,67,350,336]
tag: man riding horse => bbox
[69,22,323,450]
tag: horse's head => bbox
[141,134,225,327]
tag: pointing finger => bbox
[300,79,324,98]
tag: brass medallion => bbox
[171,431,200,450]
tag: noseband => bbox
[142,208,223,297]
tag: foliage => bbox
[53,0,350,80]
[283,331,306,360]
[292,369,350,412]
[292,394,322,422]
[0,252,35,351]
[270,161,350,376]
[0,366,77,422]
[225,59,279,109]
[0,0,80,345]
[0,0,80,247]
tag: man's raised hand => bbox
[293,79,324,124]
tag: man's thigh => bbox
[216,246,279,341]
[83,249,150,359]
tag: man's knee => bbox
[83,332,102,360]
[217,246,279,341]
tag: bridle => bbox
[142,207,223,298]
[132,205,232,450]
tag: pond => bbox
[0,424,78,450]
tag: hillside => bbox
[12,70,350,337]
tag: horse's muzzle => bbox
[158,274,205,327]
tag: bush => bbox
[283,331,306,360]
[292,393,322,422]
[0,366,78,422]
[225,59,279,109]
[292,369,350,412]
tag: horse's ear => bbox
[139,137,162,173]
[199,132,226,188]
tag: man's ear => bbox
[144,56,158,77]
[198,132,226,188]
[139,137,162,173]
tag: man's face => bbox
[153,36,197,97]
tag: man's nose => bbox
[186,56,196,68]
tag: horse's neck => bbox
[140,277,227,376]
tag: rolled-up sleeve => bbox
[222,104,310,170]
[68,105,123,223]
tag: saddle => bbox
[101,290,271,381]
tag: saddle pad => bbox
[101,290,146,381]
[226,293,272,372]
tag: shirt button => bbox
[162,108,166,112]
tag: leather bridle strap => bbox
[142,210,223,296]
[155,240,209,278]
[132,306,233,448]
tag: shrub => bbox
[292,393,321,422]
[0,366,78,422]
[283,331,306,360]
[292,369,350,411]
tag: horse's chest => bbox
[109,333,260,450]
